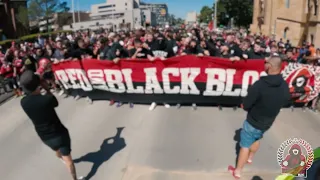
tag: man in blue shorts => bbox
[228,55,291,179]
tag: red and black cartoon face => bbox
[290,144,302,156]
[288,68,314,103]
[281,143,307,176]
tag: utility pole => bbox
[45,0,50,32]
[214,0,218,30]
[77,0,81,22]
[71,0,76,24]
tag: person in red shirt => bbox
[13,50,24,76]
[0,58,22,97]
[36,57,58,92]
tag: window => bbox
[283,27,289,39]
[99,9,115,13]
[311,34,314,44]
[315,0,319,15]
[98,4,115,9]
[286,0,290,8]
[125,3,127,6]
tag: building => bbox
[38,12,90,32]
[140,2,168,26]
[0,0,29,40]
[185,11,198,25]
[65,0,163,31]
[250,0,320,47]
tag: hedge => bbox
[20,30,73,42]
[0,30,73,47]
[0,39,15,47]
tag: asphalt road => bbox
[0,95,319,180]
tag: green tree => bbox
[16,6,30,28]
[199,6,213,24]
[168,14,177,25]
[176,18,185,25]
[213,0,229,27]
[28,0,70,32]
[218,0,253,28]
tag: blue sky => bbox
[68,0,214,19]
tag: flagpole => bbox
[214,0,218,29]
[71,0,75,24]
[77,0,81,22]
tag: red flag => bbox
[208,20,214,31]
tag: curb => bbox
[0,92,15,105]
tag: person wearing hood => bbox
[164,32,178,58]
[247,43,265,59]
[150,34,171,59]
[181,39,204,56]
[145,33,157,51]
[129,39,154,60]
[228,56,290,179]
[147,34,172,111]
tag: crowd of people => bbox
[0,26,319,110]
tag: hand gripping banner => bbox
[52,56,320,105]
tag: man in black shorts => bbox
[20,70,84,180]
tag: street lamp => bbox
[71,0,75,24]
[214,0,218,29]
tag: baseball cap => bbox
[20,70,41,94]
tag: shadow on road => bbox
[251,175,263,180]
[74,127,126,180]
[234,128,241,167]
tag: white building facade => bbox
[185,11,198,25]
[65,0,167,31]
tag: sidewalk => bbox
[0,92,14,105]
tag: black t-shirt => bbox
[165,39,177,58]
[21,94,68,141]
[228,43,242,57]
[129,48,153,59]
[220,53,231,58]
[100,46,110,60]
[71,48,94,59]
[23,56,37,72]
[146,40,157,50]
[108,48,129,60]
[183,45,204,55]
[248,50,265,59]
[92,48,101,59]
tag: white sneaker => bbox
[58,90,65,96]
[149,102,157,111]
[192,103,197,110]
[74,95,80,101]
[86,97,93,104]
[77,176,86,180]
[164,103,170,108]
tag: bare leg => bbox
[312,97,318,109]
[49,80,57,90]
[56,150,62,159]
[248,140,260,162]
[61,155,78,180]
[235,147,250,176]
